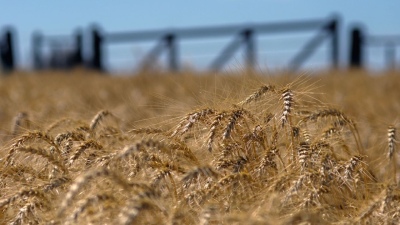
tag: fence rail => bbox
[96,15,339,72]
[21,15,339,73]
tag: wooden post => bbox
[350,27,363,68]
[1,28,15,72]
[327,18,339,69]
[91,27,103,71]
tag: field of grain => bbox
[0,70,399,224]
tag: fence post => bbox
[1,28,15,73]
[91,27,103,71]
[243,29,255,71]
[331,19,339,68]
[349,27,364,68]
[325,18,339,69]
[165,34,178,72]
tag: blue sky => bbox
[2,1,400,72]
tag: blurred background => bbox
[1,0,400,74]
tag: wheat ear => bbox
[239,84,275,105]
[68,194,115,223]
[7,131,60,165]
[116,139,164,160]
[90,110,115,131]
[0,188,46,208]
[223,109,244,140]
[281,89,293,127]
[207,111,227,152]
[387,126,397,183]
[297,142,311,171]
[182,165,219,188]
[68,140,103,166]
[119,198,158,225]
[9,202,38,225]
[16,146,67,173]
[171,108,215,137]
[388,126,396,159]
[58,168,130,217]
[300,108,350,125]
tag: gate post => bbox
[1,28,15,73]
[349,27,364,68]
[325,18,339,69]
[91,27,103,71]
[74,29,83,67]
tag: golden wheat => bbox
[0,71,399,224]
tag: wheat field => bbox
[0,70,399,224]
